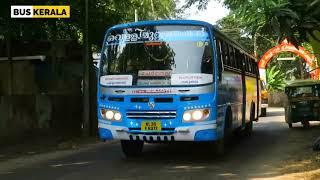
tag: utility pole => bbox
[6,18,12,95]
[83,0,90,136]
[135,9,138,22]
[150,0,155,20]
[6,15,13,125]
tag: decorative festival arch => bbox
[258,39,318,79]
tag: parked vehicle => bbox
[284,79,320,128]
[260,80,268,117]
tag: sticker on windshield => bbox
[106,30,209,45]
[197,41,204,47]
[100,75,133,86]
[171,73,213,85]
[138,70,172,77]
[137,79,171,86]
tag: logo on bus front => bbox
[148,102,155,109]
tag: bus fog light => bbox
[192,110,203,121]
[183,112,192,121]
[114,112,122,121]
[106,110,114,120]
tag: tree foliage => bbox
[187,0,320,46]
[0,0,176,48]
[267,66,287,91]
[216,13,254,53]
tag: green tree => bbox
[216,13,254,53]
[267,66,287,91]
[185,0,319,51]
[0,0,176,48]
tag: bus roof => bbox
[108,20,212,30]
[286,79,320,88]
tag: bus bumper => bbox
[98,123,217,142]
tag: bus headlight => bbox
[183,109,210,122]
[183,112,192,121]
[100,108,122,121]
[106,110,114,119]
[114,112,122,121]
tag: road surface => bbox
[1,108,320,180]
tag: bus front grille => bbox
[126,111,176,119]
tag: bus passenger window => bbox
[252,61,257,74]
[229,45,234,68]
[248,57,252,73]
[245,56,250,72]
[254,62,258,75]
[221,41,228,66]
[216,39,223,76]
[240,53,245,70]
[235,49,241,69]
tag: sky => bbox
[178,0,230,25]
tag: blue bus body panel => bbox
[98,92,218,141]
[98,20,238,142]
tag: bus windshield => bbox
[100,25,213,87]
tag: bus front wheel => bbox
[216,109,232,155]
[121,140,144,157]
[261,108,267,117]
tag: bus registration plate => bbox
[141,121,161,131]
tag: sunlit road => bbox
[1,108,320,180]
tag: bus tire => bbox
[302,120,310,128]
[261,108,267,117]
[121,140,144,157]
[244,104,254,136]
[216,108,232,155]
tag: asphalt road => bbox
[1,108,320,180]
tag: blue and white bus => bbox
[98,20,260,157]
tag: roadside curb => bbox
[0,140,118,173]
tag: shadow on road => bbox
[265,107,285,117]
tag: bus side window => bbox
[235,49,241,70]
[240,53,245,71]
[252,60,255,74]
[248,56,252,73]
[216,39,223,80]
[245,56,250,72]
[252,61,257,74]
[232,47,237,68]
[228,45,234,68]
[233,48,237,69]
[222,41,228,66]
